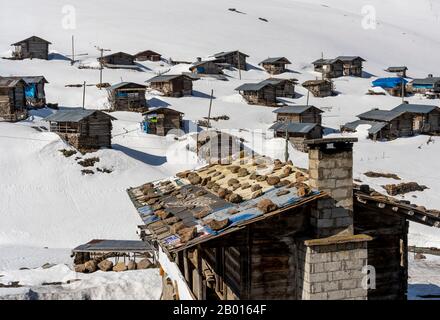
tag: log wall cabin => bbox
[3,76,48,107]
[260,78,296,98]
[235,83,277,106]
[212,51,249,70]
[147,74,195,97]
[98,52,135,67]
[127,138,440,300]
[312,56,365,78]
[273,105,323,124]
[302,79,334,97]
[107,82,148,112]
[135,50,162,62]
[259,57,291,75]
[142,107,183,136]
[44,109,116,149]
[0,78,27,122]
[11,36,51,60]
[189,60,223,75]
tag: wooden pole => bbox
[401,77,405,103]
[99,49,104,88]
[306,89,310,106]
[207,89,214,128]
[71,35,75,66]
[82,81,86,109]
[284,127,289,162]
[237,51,242,80]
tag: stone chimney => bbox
[305,138,358,238]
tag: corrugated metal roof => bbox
[269,122,318,133]
[392,103,439,114]
[273,105,323,114]
[44,109,116,122]
[357,109,404,122]
[73,239,153,253]
[411,77,440,86]
[235,82,271,91]
[259,57,291,64]
[108,82,146,91]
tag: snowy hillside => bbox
[1,0,440,298]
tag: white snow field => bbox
[1,0,440,299]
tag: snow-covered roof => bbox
[44,109,116,122]
[342,119,388,135]
[269,121,319,134]
[273,105,323,114]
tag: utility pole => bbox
[71,35,75,66]
[95,46,111,89]
[284,126,289,163]
[401,77,405,103]
[237,51,242,80]
[82,81,86,109]
[207,89,214,128]
[306,89,310,106]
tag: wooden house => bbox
[128,137,440,300]
[189,60,222,75]
[273,105,323,124]
[11,36,51,60]
[107,82,148,112]
[212,51,249,70]
[344,104,440,140]
[4,76,48,107]
[147,74,196,97]
[135,50,162,62]
[142,107,183,136]
[409,75,440,94]
[0,78,27,122]
[313,56,365,78]
[371,78,408,97]
[302,79,334,97]
[270,122,322,152]
[98,52,135,67]
[259,57,291,75]
[44,109,116,149]
[259,78,296,98]
[235,82,277,106]
[385,66,408,78]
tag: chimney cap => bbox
[305,137,358,151]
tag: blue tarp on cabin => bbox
[24,84,37,98]
[372,77,408,89]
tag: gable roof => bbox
[392,103,439,114]
[44,109,116,123]
[11,36,51,46]
[101,52,135,59]
[411,77,440,86]
[189,60,218,70]
[336,56,366,62]
[357,109,404,122]
[0,78,26,88]
[302,79,331,86]
[135,50,161,56]
[269,122,319,134]
[312,58,343,66]
[259,57,291,65]
[342,119,388,135]
[146,74,193,83]
[108,82,147,91]
[260,78,297,85]
[235,82,272,91]
[386,66,408,72]
[143,107,184,115]
[273,105,323,114]
[2,76,48,85]
[213,50,249,58]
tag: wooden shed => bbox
[270,122,323,152]
[134,50,162,62]
[273,105,323,125]
[313,56,365,78]
[302,79,334,97]
[0,78,27,122]
[409,76,440,94]
[98,52,135,67]
[142,107,183,136]
[212,51,249,70]
[4,76,48,107]
[128,138,440,300]
[259,78,296,98]
[146,74,196,97]
[189,60,223,75]
[44,109,116,149]
[259,57,291,75]
[107,82,148,112]
[385,66,408,78]
[11,36,51,60]
[235,82,277,106]
[337,56,365,77]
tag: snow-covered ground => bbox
[1,0,440,299]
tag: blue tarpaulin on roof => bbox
[372,77,408,89]
[25,84,36,98]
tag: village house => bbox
[189,59,223,75]
[302,79,334,97]
[0,78,27,122]
[258,57,291,75]
[312,56,365,78]
[385,66,408,78]
[270,122,323,151]
[98,52,136,68]
[273,105,323,124]
[134,50,162,62]
[236,78,296,106]
[409,75,440,95]
[44,109,116,149]
[212,51,249,70]
[146,74,196,97]
[142,107,184,136]
[342,103,440,140]
[107,82,148,112]
[371,77,408,97]
[11,36,51,60]
[3,76,49,107]
[127,137,440,300]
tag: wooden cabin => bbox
[313,56,365,78]
[385,66,408,78]
[270,122,322,152]
[212,51,249,70]
[142,107,183,136]
[98,52,135,67]
[128,138,440,300]
[147,74,195,97]
[302,79,334,97]
[371,78,408,97]
[4,76,48,107]
[107,82,148,112]
[189,60,222,75]
[259,57,291,75]
[273,105,323,124]
[235,82,277,106]
[259,78,296,98]
[135,50,162,62]
[44,109,116,149]
[0,78,27,122]
[409,76,440,94]
[345,104,440,140]
[11,36,51,60]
